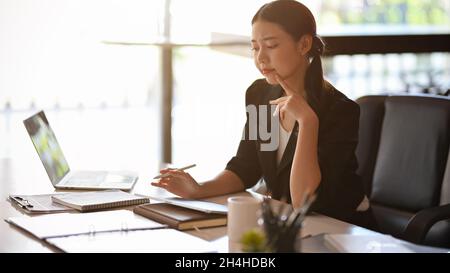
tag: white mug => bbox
[227,196,262,244]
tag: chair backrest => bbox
[355,95,386,196]
[355,94,450,247]
[371,95,450,210]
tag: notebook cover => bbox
[133,203,227,230]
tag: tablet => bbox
[149,196,228,214]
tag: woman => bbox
[152,0,369,223]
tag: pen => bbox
[153,164,196,179]
[273,104,280,117]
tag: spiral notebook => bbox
[51,190,149,212]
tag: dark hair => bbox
[252,0,325,111]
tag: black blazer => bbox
[226,79,365,221]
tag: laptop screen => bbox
[23,111,70,185]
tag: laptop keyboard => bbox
[66,171,107,186]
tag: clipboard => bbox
[8,193,75,214]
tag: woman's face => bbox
[251,20,306,85]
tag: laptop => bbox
[23,110,139,190]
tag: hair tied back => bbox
[312,35,325,57]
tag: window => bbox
[0,0,164,110]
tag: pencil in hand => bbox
[153,164,196,179]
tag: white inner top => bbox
[277,122,292,165]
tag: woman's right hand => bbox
[151,169,202,198]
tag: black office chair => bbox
[355,94,450,248]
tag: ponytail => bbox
[305,35,325,114]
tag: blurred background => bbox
[1,0,449,183]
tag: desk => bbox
[1,157,447,253]
[0,156,170,252]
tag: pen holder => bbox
[260,198,303,253]
[239,195,316,253]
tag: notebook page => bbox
[47,229,216,253]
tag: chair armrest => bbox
[401,203,450,244]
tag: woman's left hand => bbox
[269,74,318,126]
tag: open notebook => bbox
[6,210,165,239]
[46,229,216,253]
[51,190,149,212]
